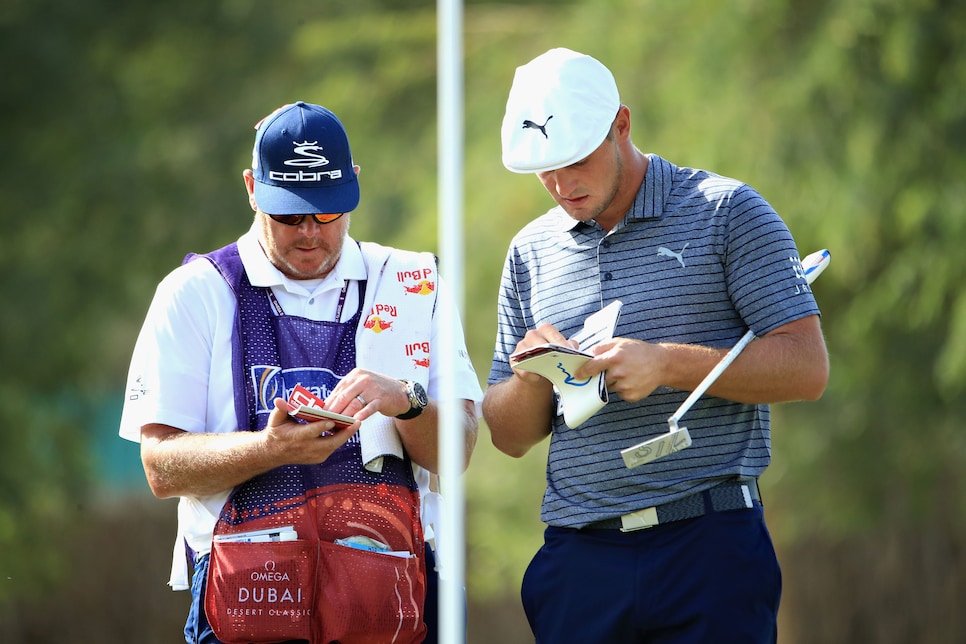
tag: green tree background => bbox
[1,0,964,641]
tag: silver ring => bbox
[356,395,366,405]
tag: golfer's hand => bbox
[575,338,665,402]
[509,322,577,387]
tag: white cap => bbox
[501,48,620,174]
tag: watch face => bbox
[396,380,428,420]
[411,381,428,407]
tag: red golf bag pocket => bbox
[205,539,317,643]
[316,540,427,644]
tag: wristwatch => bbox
[396,380,428,420]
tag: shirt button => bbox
[308,298,315,305]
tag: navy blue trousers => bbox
[521,505,781,644]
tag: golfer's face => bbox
[536,135,622,228]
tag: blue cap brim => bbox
[254,177,360,215]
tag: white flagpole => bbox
[437,1,466,643]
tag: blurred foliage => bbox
[1,0,964,634]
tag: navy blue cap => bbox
[251,101,360,215]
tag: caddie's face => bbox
[257,210,350,280]
[242,168,351,280]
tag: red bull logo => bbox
[363,303,398,334]
[403,280,435,296]
[363,316,393,333]
[397,268,434,282]
[397,267,435,296]
[405,341,431,357]
[412,357,430,369]
[370,303,397,317]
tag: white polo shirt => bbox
[119,225,482,587]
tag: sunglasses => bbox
[268,213,345,226]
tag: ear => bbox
[613,105,632,141]
[353,164,361,177]
[242,169,257,211]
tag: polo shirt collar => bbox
[627,154,672,223]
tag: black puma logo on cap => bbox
[522,115,553,138]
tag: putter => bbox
[620,249,831,469]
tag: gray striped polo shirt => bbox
[488,154,821,528]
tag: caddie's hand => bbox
[509,322,578,387]
[324,367,415,420]
[264,398,359,464]
[574,337,665,402]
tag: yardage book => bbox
[286,384,356,430]
[510,300,622,428]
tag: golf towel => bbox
[355,241,436,473]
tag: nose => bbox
[548,168,578,198]
[298,218,324,235]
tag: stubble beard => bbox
[560,145,624,225]
[588,147,624,225]
[259,215,348,280]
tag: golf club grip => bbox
[667,249,830,426]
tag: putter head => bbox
[620,427,692,469]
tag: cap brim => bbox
[501,126,611,174]
[254,178,360,215]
